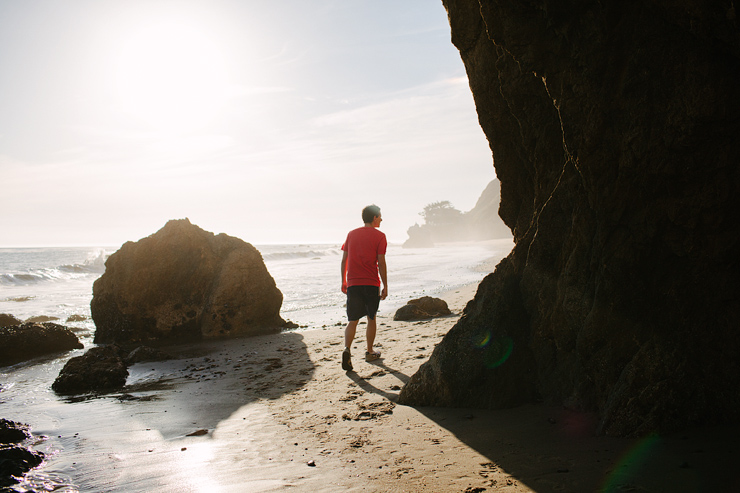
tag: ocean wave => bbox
[260,246,341,262]
[0,250,109,286]
[1,296,35,302]
[0,271,60,285]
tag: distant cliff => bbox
[404,179,511,247]
[400,0,740,436]
[465,179,511,240]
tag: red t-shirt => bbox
[342,226,387,287]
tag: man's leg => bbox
[345,320,359,350]
[366,316,377,354]
[343,320,359,371]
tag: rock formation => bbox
[403,224,435,248]
[400,0,740,436]
[0,419,44,488]
[52,345,128,395]
[394,297,452,321]
[52,345,174,395]
[0,323,84,367]
[0,314,21,327]
[24,316,60,323]
[463,179,511,240]
[91,219,286,345]
[0,420,31,444]
[403,179,510,247]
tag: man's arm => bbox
[377,254,388,300]
[341,249,348,293]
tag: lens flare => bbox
[601,433,660,492]
[483,335,513,368]
[473,330,491,348]
[472,329,514,368]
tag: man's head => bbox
[362,204,382,225]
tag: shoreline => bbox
[8,275,738,491]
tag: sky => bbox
[0,0,495,247]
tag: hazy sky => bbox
[0,0,495,247]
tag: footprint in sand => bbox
[348,434,370,448]
[479,462,498,478]
[263,358,283,371]
[342,401,395,421]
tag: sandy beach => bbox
[10,278,737,492]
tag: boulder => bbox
[52,346,128,395]
[0,323,84,367]
[66,314,87,322]
[0,446,44,487]
[0,314,21,327]
[401,0,740,437]
[0,420,44,488]
[393,304,431,321]
[91,218,286,345]
[394,297,452,321]
[410,297,451,316]
[0,420,31,444]
[24,316,59,323]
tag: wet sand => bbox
[13,282,740,492]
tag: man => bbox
[340,204,388,371]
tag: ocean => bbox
[0,241,512,340]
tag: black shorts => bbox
[346,285,381,321]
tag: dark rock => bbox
[91,218,286,345]
[401,259,537,409]
[0,314,21,327]
[0,323,84,367]
[394,304,431,321]
[66,314,87,322]
[409,297,451,316]
[125,346,173,365]
[401,0,740,437]
[393,297,451,321]
[0,446,44,487]
[52,346,128,395]
[0,420,43,488]
[0,420,30,445]
[24,316,59,323]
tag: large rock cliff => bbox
[92,219,285,345]
[400,0,740,436]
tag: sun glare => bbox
[111,20,232,133]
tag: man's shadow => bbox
[347,359,409,402]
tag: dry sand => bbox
[22,282,739,492]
